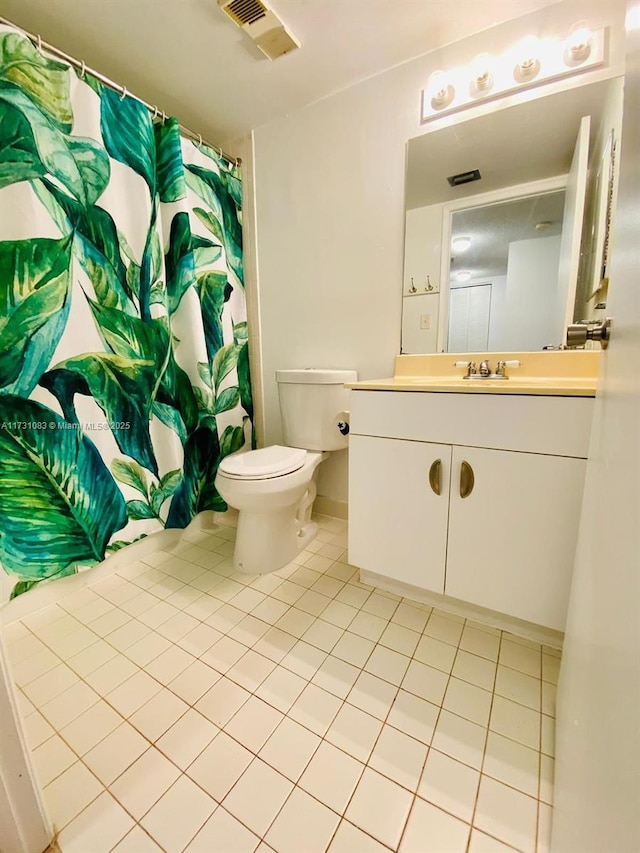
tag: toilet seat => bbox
[218,445,307,480]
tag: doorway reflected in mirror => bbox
[448,190,566,351]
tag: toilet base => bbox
[233,511,317,574]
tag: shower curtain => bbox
[0,26,253,599]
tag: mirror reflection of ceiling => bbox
[405,80,612,210]
[450,191,566,281]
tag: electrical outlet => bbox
[420,314,431,330]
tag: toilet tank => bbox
[276,369,358,451]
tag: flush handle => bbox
[460,461,475,498]
[428,459,442,496]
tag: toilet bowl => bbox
[214,367,357,575]
[216,445,327,574]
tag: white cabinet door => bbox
[349,436,451,593]
[445,447,587,630]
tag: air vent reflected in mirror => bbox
[447,169,482,187]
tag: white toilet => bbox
[215,368,357,574]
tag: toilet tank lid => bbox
[276,369,358,384]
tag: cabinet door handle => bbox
[460,460,474,498]
[428,459,442,495]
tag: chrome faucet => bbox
[453,358,522,380]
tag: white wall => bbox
[402,292,440,353]
[401,203,443,354]
[502,235,563,350]
[252,0,626,504]
[551,8,640,846]
[403,203,443,296]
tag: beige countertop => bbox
[348,376,597,396]
[348,351,600,397]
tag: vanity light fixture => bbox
[452,236,472,252]
[456,270,472,282]
[420,24,606,124]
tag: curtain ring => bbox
[36,34,42,51]
[197,134,202,147]
[152,106,158,120]
[161,111,166,124]
[79,60,86,79]
[120,86,127,101]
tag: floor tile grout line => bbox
[467,625,503,851]
[536,644,546,853]
[469,629,544,853]
[395,615,468,853]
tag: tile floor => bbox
[3,513,559,853]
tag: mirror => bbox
[402,77,624,354]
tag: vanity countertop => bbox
[348,376,597,396]
[347,351,600,397]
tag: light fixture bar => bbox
[421,26,606,124]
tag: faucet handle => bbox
[453,360,477,378]
[495,359,522,377]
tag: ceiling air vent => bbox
[223,0,267,26]
[218,0,300,61]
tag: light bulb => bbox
[470,53,494,96]
[456,270,472,282]
[626,5,640,33]
[513,35,541,80]
[565,22,592,64]
[428,70,455,108]
[452,237,472,253]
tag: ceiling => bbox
[450,191,566,281]
[0,0,560,150]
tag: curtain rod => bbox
[0,17,241,166]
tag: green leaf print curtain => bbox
[0,26,253,599]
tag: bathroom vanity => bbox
[347,352,599,636]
